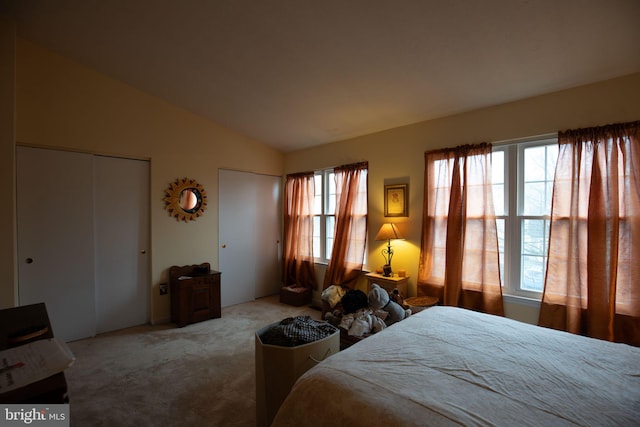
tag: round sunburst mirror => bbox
[164,178,207,222]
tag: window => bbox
[313,169,335,262]
[492,138,558,299]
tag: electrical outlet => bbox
[159,283,168,295]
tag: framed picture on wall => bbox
[384,184,408,217]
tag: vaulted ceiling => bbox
[4,0,640,151]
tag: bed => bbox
[271,306,640,426]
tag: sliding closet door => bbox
[94,155,149,334]
[17,147,150,341]
[219,170,282,307]
[254,174,282,298]
[219,170,257,307]
[17,146,96,341]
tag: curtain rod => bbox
[286,159,368,177]
[491,132,558,147]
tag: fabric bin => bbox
[255,321,339,427]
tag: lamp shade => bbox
[375,223,403,241]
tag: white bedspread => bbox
[272,306,640,427]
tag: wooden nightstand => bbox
[365,272,409,297]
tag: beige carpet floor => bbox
[65,295,320,426]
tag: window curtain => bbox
[417,143,504,315]
[539,121,640,346]
[282,172,317,289]
[323,162,368,290]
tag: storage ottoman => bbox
[279,285,312,306]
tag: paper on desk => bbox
[0,338,75,394]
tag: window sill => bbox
[503,293,541,308]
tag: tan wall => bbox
[5,32,639,326]
[0,16,16,309]
[8,39,285,322]
[285,72,640,324]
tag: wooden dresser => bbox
[169,263,221,327]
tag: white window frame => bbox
[313,169,335,263]
[493,136,558,300]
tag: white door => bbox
[94,155,149,333]
[17,146,96,341]
[219,170,256,307]
[219,170,281,307]
[254,175,282,298]
[17,147,150,341]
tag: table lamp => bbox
[375,223,403,277]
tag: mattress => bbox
[272,306,640,426]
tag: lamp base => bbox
[382,265,392,277]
